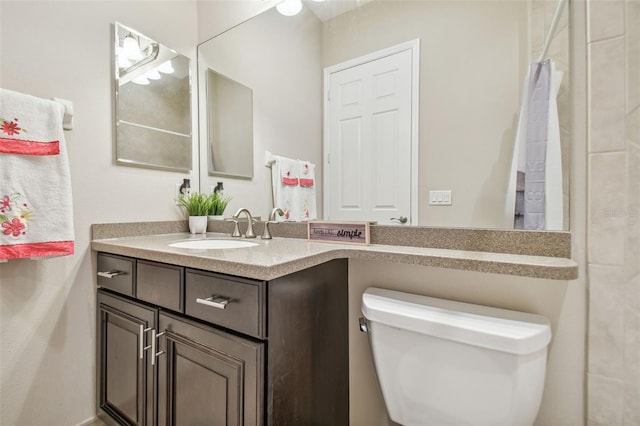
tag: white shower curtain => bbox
[505,59,564,230]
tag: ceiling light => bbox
[277,0,302,16]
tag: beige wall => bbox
[0,2,197,425]
[586,0,640,424]
[197,0,278,44]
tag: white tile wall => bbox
[588,37,626,153]
[588,152,627,265]
[587,0,625,42]
[623,274,640,425]
[626,0,640,111]
[587,373,625,426]
[587,0,640,424]
[588,265,626,378]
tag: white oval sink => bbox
[169,239,259,250]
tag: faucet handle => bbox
[244,221,257,239]
[224,218,241,237]
[261,221,277,240]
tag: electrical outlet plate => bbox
[175,183,182,205]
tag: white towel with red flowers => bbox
[0,88,74,260]
[270,154,317,222]
[297,160,317,221]
[271,154,298,221]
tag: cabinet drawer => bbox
[185,269,266,339]
[97,253,135,296]
[137,260,184,312]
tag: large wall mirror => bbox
[198,0,570,230]
[114,22,192,172]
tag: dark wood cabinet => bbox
[96,253,348,426]
[157,312,263,426]
[266,260,349,425]
[97,291,156,426]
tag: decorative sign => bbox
[308,221,370,245]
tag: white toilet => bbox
[360,287,552,426]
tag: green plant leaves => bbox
[208,192,231,215]
[178,192,232,216]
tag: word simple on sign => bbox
[307,221,370,245]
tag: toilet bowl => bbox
[361,287,552,426]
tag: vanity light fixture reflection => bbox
[122,34,142,59]
[146,68,161,80]
[118,35,158,73]
[132,75,150,85]
[118,31,162,86]
[158,60,174,74]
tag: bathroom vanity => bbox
[96,251,348,426]
[92,222,577,426]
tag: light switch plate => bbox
[429,190,452,205]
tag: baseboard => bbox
[75,417,102,426]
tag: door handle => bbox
[390,216,408,224]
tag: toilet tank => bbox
[361,287,552,426]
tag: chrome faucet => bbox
[232,208,256,238]
[262,208,285,240]
[269,207,285,222]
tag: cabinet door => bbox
[157,312,264,426]
[97,290,157,426]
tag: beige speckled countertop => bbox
[91,231,578,281]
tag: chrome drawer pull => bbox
[196,296,230,310]
[144,330,166,366]
[152,330,165,366]
[98,270,126,279]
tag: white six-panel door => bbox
[324,40,419,225]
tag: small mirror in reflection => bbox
[206,69,254,179]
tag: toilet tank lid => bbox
[361,287,551,355]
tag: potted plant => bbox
[178,192,212,234]
[207,192,232,220]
